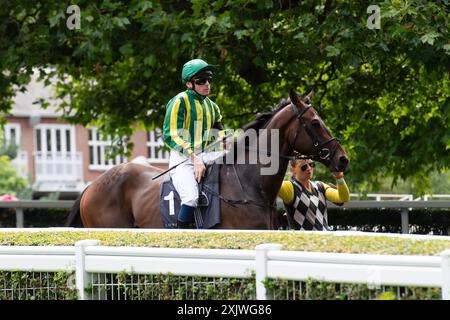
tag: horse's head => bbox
[287,89,349,172]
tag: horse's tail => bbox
[65,188,87,227]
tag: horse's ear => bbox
[306,90,315,100]
[302,90,314,105]
[289,89,302,107]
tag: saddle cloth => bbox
[159,163,221,229]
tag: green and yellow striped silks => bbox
[163,89,222,156]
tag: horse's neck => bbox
[230,110,293,205]
[259,157,290,205]
[259,109,293,204]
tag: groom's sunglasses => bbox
[300,162,315,171]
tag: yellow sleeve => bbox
[323,179,350,203]
[277,181,295,205]
[213,101,222,123]
[164,96,194,155]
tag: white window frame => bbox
[34,124,76,155]
[33,124,82,182]
[4,123,21,147]
[5,123,28,177]
[88,127,127,171]
[147,128,169,163]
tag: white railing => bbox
[34,151,83,182]
[350,194,450,201]
[350,193,414,201]
[423,195,450,201]
[0,239,449,300]
[147,130,169,163]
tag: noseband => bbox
[289,102,340,162]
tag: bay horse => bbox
[66,89,349,229]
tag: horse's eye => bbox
[311,119,321,129]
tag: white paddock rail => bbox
[0,240,449,300]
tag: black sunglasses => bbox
[300,162,315,171]
[193,76,213,85]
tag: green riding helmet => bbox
[181,59,215,84]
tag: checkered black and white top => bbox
[288,179,329,231]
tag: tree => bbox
[0,155,28,197]
[0,131,28,197]
[0,0,449,190]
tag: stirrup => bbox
[197,191,209,207]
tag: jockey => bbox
[163,59,224,229]
[277,158,350,230]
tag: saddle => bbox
[159,163,221,229]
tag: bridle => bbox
[289,101,341,163]
[236,100,341,163]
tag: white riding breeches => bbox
[169,149,226,207]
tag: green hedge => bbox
[0,208,69,228]
[1,230,450,255]
[265,278,441,300]
[0,271,77,300]
[328,208,450,235]
[84,273,444,300]
[88,273,256,300]
[1,207,449,235]
[0,271,441,300]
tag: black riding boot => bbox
[177,204,196,229]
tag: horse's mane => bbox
[224,98,292,161]
[242,98,291,132]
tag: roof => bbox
[10,71,69,118]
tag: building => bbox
[3,74,169,199]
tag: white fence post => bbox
[400,209,409,234]
[255,243,281,300]
[75,239,100,300]
[441,250,450,300]
[15,208,24,228]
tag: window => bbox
[33,124,80,181]
[147,129,169,163]
[34,125,74,155]
[4,123,21,147]
[88,127,127,170]
[3,123,21,162]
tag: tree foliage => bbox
[0,155,27,197]
[0,131,28,196]
[0,0,449,190]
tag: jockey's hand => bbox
[333,172,344,179]
[190,154,206,183]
